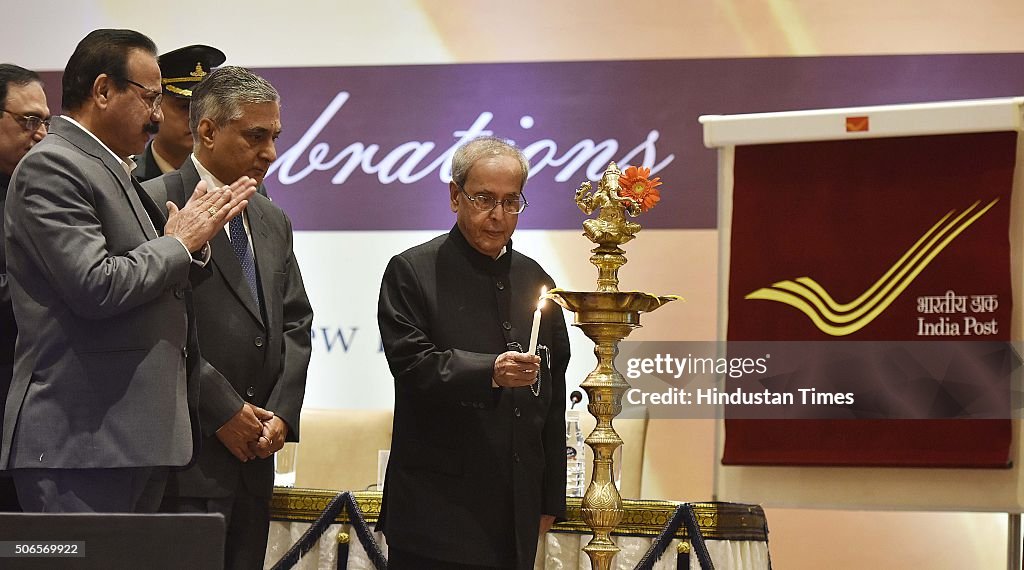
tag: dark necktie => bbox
[229,215,260,305]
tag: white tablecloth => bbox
[264,521,770,570]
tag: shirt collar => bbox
[61,115,136,176]
[191,154,225,189]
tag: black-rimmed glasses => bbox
[458,184,529,215]
[119,77,163,112]
[0,108,50,132]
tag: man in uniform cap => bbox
[133,44,225,182]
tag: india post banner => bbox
[724,132,1016,467]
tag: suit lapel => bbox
[175,160,202,206]
[183,162,264,325]
[51,118,159,240]
[122,175,158,240]
[132,177,166,229]
[249,193,274,328]
[210,225,263,324]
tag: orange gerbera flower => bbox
[618,165,662,212]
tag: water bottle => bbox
[565,409,586,497]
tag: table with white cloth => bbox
[265,489,770,570]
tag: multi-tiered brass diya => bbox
[548,162,679,570]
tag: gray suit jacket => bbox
[143,159,312,498]
[2,116,199,470]
[0,173,16,443]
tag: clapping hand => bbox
[164,176,258,253]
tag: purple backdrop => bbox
[39,53,1024,230]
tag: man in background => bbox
[133,44,225,182]
[0,63,49,512]
[144,66,312,569]
[2,29,256,513]
[378,136,570,569]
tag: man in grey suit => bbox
[143,66,312,569]
[2,29,257,513]
[0,63,50,513]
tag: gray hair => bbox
[451,136,529,190]
[189,65,279,139]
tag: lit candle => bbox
[527,287,547,354]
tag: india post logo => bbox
[744,199,998,336]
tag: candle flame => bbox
[537,286,547,310]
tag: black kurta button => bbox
[514,407,521,417]
[513,452,520,463]
[496,280,505,290]
[246,386,255,397]
[182,347,188,358]
[502,321,511,330]
[173,287,184,299]
[254,336,264,347]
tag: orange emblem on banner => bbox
[845,116,869,132]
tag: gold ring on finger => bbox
[206,206,218,218]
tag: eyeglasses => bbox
[119,77,163,112]
[0,108,50,132]
[458,185,529,215]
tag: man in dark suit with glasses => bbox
[0,63,50,514]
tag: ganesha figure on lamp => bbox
[574,161,662,247]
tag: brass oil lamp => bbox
[547,162,679,570]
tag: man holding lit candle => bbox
[378,136,570,570]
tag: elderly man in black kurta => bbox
[378,136,570,570]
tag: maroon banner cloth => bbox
[724,131,1016,467]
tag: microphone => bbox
[569,390,583,409]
